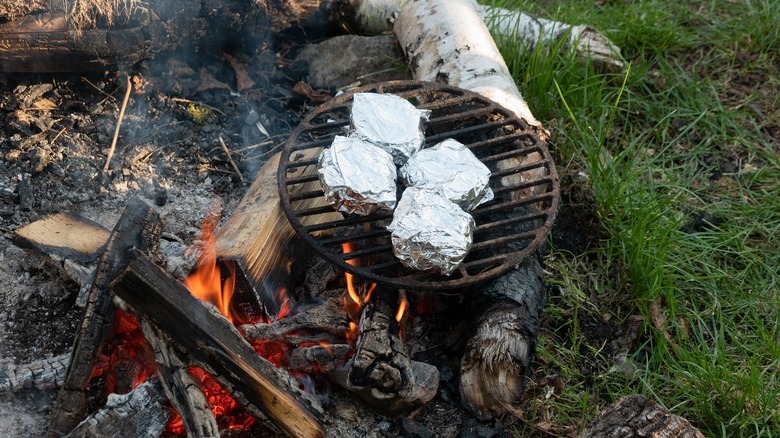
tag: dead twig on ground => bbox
[103,75,132,172]
[218,136,245,183]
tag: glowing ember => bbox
[104,310,156,394]
[166,367,255,435]
[184,204,236,323]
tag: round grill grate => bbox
[278,81,559,290]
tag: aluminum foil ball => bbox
[401,139,494,211]
[350,92,431,166]
[317,135,398,216]
[388,187,475,275]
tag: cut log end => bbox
[578,394,705,438]
[459,300,532,420]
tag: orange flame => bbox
[184,204,235,323]
[342,242,376,306]
[396,292,408,322]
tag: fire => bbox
[184,204,236,323]
[341,242,376,305]
[395,291,408,322]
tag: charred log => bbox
[110,249,326,438]
[133,317,219,438]
[66,376,170,438]
[578,394,704,438]
[240,299,352,342]
[49,196,162,437]
[326,287,438,414]
[0,354,69,393]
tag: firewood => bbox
[0,0,268,73]
[214,151,340,319]
[13,212,110,286]
[66,376,171,438]
[0,354,69,393]
[110,249,326,438]
[240,299,352,342]
[49,196,163,437]
[578,394,704,438]
[327,287,438,414]
[458,260,546,420]
[133,316,219,438]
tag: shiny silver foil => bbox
[318,135,398,216]
[388,187,475,275]
[401,139,494,211]
[350,93,431,166]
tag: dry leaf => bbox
[166,59,196,79]
[223,53,256,92]
[31,98,57,111]
[293,81,332,104]
[196,68,231,93]
[131,74,155,95]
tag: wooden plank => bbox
[215,151,341,318]
[111,249,326,438]
[13,212,110,263]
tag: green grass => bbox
[486,0,780,436]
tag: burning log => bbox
[132,318,219,438]
[0,354,69,393]
[66,377,171,438]
[215,150,340,318]
[328,287,438,414]
[110,249,326,438]
[49,196,162,436]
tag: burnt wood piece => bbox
[0,0,269,72]
[333,287,439,413]
[578,394,704,438]
[0,354,69,393]
[110,249,326,438]
[240,299,352,342]
[13,212,110,287]
[288,344,353,373]
[135,316,219,438]
[66,376,170,438]
[215,151,340,319]
[49,196,162,437]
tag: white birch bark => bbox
[347,0,622,71]
[393,0,542,129]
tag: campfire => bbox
[9,79,557,437]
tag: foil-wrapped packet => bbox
[350,93,431,166]
[388,187,475,275]
[318,135,397,216]
[401,139,494,211]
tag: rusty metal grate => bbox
[278,81,559,290]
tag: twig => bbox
[170,97,226,116]
[103,75,132,172]
[81,76,117,102]
[218,136,244,183]
[51,127,67,144]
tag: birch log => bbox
[394,0,543,132]
[317,0,622,71]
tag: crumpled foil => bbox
[318,135,398,216]
[350,92,431,166]
[388,187,475,275]
[401,139,494,211]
